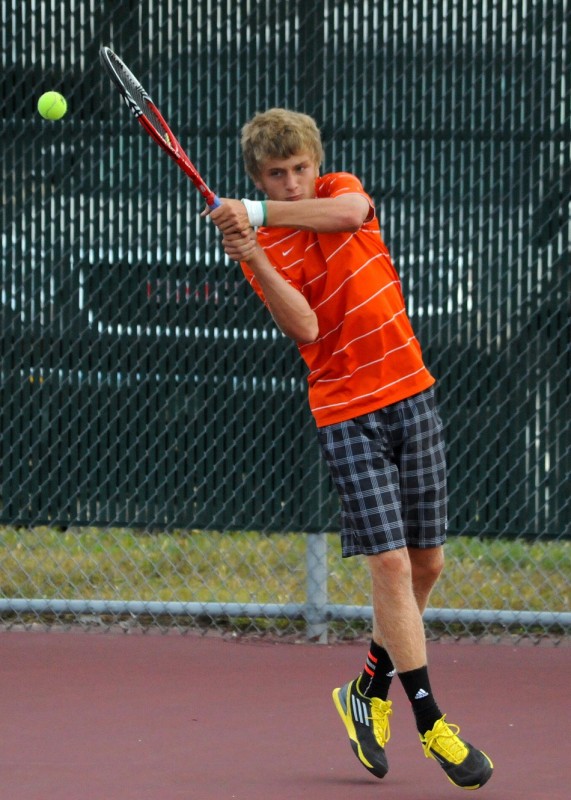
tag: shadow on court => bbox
[1,630,568,800]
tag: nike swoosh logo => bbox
[282,246,294,256]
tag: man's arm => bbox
[266,193,371,232]
[221,231,319,344]
[209,193,371,235]
[207,190,371,343]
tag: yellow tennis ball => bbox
[37,91,67,120]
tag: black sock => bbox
[357,640,396,700]
[398,665,443,734]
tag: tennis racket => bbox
[99,46,220,209]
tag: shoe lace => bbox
[369,698,392,747]
[421,717,468,764]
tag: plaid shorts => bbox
[317,387,448,557]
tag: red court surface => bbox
[1,629,568,800]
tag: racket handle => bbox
[209,195,221,209]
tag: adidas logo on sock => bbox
[415,688,429,699]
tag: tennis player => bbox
[207,108,493,790]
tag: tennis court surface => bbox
[1,629,568,800]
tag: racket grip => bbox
[209,195,222,209]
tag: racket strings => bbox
[110,55,170,146]
[124,74,165,137]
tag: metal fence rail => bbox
[1,0,569,641]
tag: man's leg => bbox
[370,545,444,648]
[324,394,491,787]
[358,544,443,700]
[409,545,445,614]
[368,545,492,790]
[369,547,446,734]
[369,548,427,671]
[358,546,443,703]
[332,547,433,781]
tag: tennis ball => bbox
[37,91,67,120]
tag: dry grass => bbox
[1,527,569,614]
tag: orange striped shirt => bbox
[241,172,435,426]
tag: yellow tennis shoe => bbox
[420,715,494,789]
[332,679,392,779]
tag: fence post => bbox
[305,532,328,642]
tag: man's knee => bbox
[409,546,445,587]
[368,547,413,583]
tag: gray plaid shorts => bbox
[317,387,448,557]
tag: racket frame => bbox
[99,46,220,209]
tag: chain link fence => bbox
[1,0,569,642]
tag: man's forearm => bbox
[245,248,319,343]
[264,194,371,232]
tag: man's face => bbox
[254,152,319,201]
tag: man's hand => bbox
[202,198,251,236]
[221,228,259,262]
[202,197,258,262]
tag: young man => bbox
[207,108,493,790]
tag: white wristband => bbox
[241,198,267,227]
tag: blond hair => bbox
[241,108,323,181]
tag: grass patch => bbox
[1,527,569,615]
[327,535,570,611]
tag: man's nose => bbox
[284,171,297,189]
